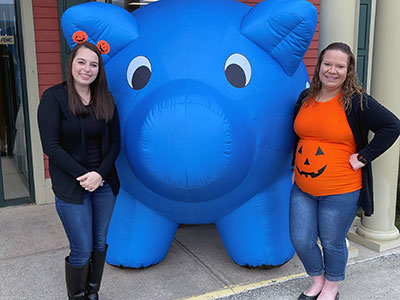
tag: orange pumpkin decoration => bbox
[97,40,110,54]
[73,31,88,44]
[296,144,327,179]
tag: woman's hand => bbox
[77,171,104,192]
[291,170,295,184]
[349,153,366,171]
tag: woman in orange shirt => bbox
[290,42,400,300]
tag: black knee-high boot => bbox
[86,245,108,300]
[65,257,89,300]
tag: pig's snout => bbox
[123,80,255,201]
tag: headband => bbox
[72,30,110,55]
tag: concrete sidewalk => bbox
[0,203,399,300]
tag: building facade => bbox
[1,0,399,251]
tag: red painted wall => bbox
[32,0,62,97]
[32,0,62,178]
[304,0,320,78]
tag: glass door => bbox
[0,0,34,206]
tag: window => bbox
[108,0,160,12]
[0,0,34,206]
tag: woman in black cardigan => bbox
[38,42,120,300]
[290,42,400,300]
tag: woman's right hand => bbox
[349,153,366,171]
[77,171,104,192]
[291,171,295,184]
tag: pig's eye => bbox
[127,56,152,90]
[224,53,251,88]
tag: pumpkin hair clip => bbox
[72,31,88,44]
[97,40,110,55]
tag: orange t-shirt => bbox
[294,94,362,196]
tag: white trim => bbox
[365,0,376,93]
[19,0,53,204]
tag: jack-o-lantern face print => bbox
[97,40,110,55]
[296,145,327,178]
[73,31,88,44]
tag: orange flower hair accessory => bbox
[72,31,88,44]
[97,40,110,55]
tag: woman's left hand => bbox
[77,171,104,192]
[349,153,366,171]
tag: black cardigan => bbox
[38,83,120,204]
[293,89,400,216]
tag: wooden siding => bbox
[33,0,62,97]
[242,0,260,6]
[304,0,320,79]
[32,0,62,178]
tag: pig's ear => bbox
[61,2,138,64]
[241,0,317,76]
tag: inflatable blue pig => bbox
[62,0,317,268]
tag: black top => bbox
[293,89,400,216]
[83,108,103,170]
[37,83,120,203]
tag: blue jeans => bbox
[289,183,360,281]
[55,183,116,267]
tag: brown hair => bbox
[66,42,115,122]
[305,42,364,111]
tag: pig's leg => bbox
[216,176,294,267]
[106,189,178,268]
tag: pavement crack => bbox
[0,246,68,262]
[173,238,235,291]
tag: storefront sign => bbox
[0,35,14,45]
